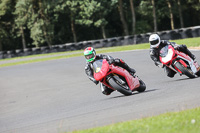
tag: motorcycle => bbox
[159,44,200,78]
[92,59,146,96]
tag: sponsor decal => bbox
[96,67,101,73]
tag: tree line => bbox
[0,0,199,51]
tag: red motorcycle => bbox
[92,59,146,96]
[159,44,200,78]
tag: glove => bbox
[158,64,164,68]
[155,62,164,68]
[89,77,99,85]
[94,80,99,85]
[108,58,115,65]
[174,45,179,50]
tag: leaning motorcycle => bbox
[92,59,146,96]
[159,44,200,78]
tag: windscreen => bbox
[160,45,169,57]
[92,59,103,73]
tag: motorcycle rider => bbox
[84,47,136,95]
[149,34,196,78]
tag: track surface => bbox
[0,50,200,133]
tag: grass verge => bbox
[69,107,200,133]
[0,37,200,68]
[0,52,83,67]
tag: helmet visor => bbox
[85,53,95,62]
[150,39,159,45]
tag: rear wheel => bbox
[174,62,196,78]
[108,77,132,96]
[196,70,200,76]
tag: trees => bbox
[56,0,79,43]
[151,0,157,32]
[185,0,200,26]
[118,0,129,35]
[177,0,184,28]
[14,0,30,49]
[130,0,136,34]
[0,0,15,51]
[93,0,118,39]
[166,0,174,30]
[137,0,152,33]
[14,0,56,48]
[0,0,199,51]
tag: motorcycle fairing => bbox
[176,51,198,74]
[109,65,140,91]
[93,59,109,81]
[160,45,174,64]
[160,45,198,74]
[93,59,140,91]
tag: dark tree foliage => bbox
[0,0,199,51]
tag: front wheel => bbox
[108,77,132,96]
[137,78,146,92]
[174,62,196,78]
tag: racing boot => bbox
[179,45,196,60]
[114,58,136,75]
[121,63,136,76]
[185,49,196,60]
[191,54,196,61]
[100,83,114,95]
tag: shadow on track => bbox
[169,76,199,82]
[108,89,158,99]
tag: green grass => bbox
[0,52,83,67]
[0,37,200,68]
[69,107,200,133]
[172,37,200,47]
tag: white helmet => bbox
[149,34,160,48]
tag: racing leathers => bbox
[150,40,196,77]
[85,54,136,95]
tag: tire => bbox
[196,70,200,76]
[137,79,146,92]
[108,77,132,96]
[174,62,196,78]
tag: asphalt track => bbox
[0,49,200,133]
